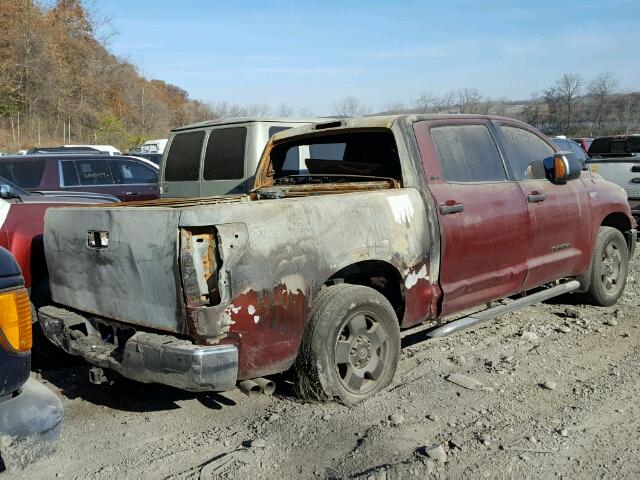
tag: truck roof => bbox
[270,114,529,142]
[172,116,327,132]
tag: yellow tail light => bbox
[0,288,33,353]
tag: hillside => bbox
[0,0,212,151]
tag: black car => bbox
[0,246,63,472]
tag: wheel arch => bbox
[322,259,406,324]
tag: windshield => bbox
[0,174,30,196]
[268,130,402,185]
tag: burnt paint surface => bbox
[176,187,433,379]
[42,115,635,381]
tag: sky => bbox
[104,0,640,115]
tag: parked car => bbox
[0,154,158,202]
[160,117,323,197]
[27,146,107,156]
[62,144,122,155]
[587,135,640,220]
[141,138,167,154]
[0,175,118,359]
[0,246,63,471]
[551,137,590,166]
[38,115,635,405]
[572,137,593,153]
[126,152,162,165]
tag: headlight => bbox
[0,288,33,353]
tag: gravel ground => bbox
[5,254,640,479]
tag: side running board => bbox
[427,280,581,338]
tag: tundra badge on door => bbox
[87,230,109,249]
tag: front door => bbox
[109,158,159,201]
[496,123,592,289]
[414,120,530,316]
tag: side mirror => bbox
[544,152,581,184]
[0,184,18,199]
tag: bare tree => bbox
[382,101,406,114]
[275,102,294,117]
[333,96,369,117]
[457,88,482,114]
[588,72,617,135]
[434,90,456,113]
[555,73,584,133]
[414,92,436,113]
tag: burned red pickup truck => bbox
[38,115,636,404]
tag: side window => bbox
[111,160,157,184]
[203,127,246,180]
[430,125,506,182]
[501,126,555,180]
[567,141,588,165]
[61,161,79,186]
[0,161,45,188]
[74,160,114,185]
[164,131,205,182]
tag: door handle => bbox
[125,192,140,196]
[439,203,464,215]
[527,193,546,203]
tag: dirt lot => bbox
[6,254,640,479]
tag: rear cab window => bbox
[430,124,507,182]
[164,131,205,181]
[267,130,402,184]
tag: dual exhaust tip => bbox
[237,378,275,397]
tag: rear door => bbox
[109,158,158,201]
[160,130,206,198]
[200,126,248,196]
[414,120,530,316]
[495,122,592,289]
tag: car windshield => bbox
[0,174,30,196]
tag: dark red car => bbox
[0,154,158,202]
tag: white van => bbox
[159,117,324,197]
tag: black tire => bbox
[294,284,401,405]
[586,226,629,307]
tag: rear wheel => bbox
[294,284,401,405]
[586,227,629,306]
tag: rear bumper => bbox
[0,378,63,470]
[38,306,238,392]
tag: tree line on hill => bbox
[339,71,640,138]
